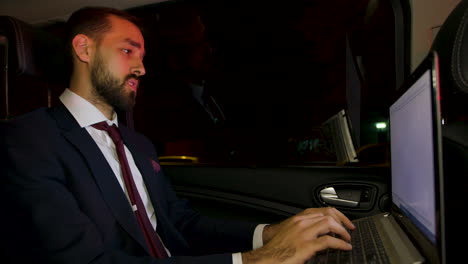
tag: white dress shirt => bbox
[59,88,266,263]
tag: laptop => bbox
[322,109,359,164]
[309,51,446,264]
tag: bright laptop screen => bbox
[389,69,437,244]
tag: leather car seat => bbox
[431,0,468,123]
[430,1,468,262]
[0,16,66,120]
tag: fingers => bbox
[309,235,353,253]
[330,207,355,230]
[302,207,355,230]
[318,215,351,241]
[287,213,352,243]
[259,213,353,263]
[291,210,353,239]
[300,215,352,242]
[292,217,353,261]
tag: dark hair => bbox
[65,7,142,68]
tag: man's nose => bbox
[132,60,146,76]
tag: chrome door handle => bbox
[320,187,359,208]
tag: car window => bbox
[124,0,405,166]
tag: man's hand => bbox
[242,207,355,264]
[263,207,355,244]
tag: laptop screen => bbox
[389,59,439,245]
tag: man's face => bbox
[90,15,146,111]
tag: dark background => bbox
[129,0,396,165]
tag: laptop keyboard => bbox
[307,218,390,264]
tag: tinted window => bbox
[129,0,402,166]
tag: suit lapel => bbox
[49,104,150,254]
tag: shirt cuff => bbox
[232,252,243,264]
[233,224,269,264]
[253,224,268,249]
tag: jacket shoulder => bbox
[1,107,58,143]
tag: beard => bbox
[90,52,137,112]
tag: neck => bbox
[91,99,115,120]
[69,71,115,120]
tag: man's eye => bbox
[122,49,132,54]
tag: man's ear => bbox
[71,34,93,63]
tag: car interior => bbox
[0,0,467,263]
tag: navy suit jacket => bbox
[0,104,257,264]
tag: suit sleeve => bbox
[0,116,234,264]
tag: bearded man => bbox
[0,7,353,264]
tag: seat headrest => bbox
[431,0,468,96]
[0,16,65,82]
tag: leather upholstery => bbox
[0,16,65,119]
[432,0,468,95]
[431,2,468,262]
[0,16,65,79]
[431,0,468,121]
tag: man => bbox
[0,7,354,264]
[138,14,228,160]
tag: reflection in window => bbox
[132,0,403,166]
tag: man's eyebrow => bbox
[124,38,146,57]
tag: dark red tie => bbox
[92,121,168,258]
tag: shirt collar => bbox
[59,88,118,128]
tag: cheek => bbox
[107,57,129,77]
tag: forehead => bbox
[101,15,145,49]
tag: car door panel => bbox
[163,166,390,222]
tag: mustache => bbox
[124,74,140,82]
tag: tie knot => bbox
[91,121,110,131]
[91,121,122,145]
